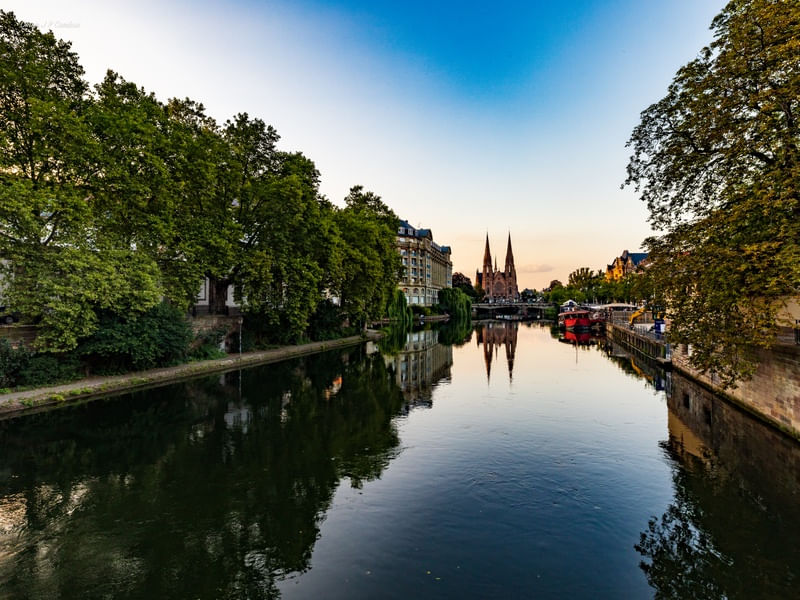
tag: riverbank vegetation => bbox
[0,11,403,381]
[541,270,652,306]
[625,0,800,384]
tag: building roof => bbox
[398,218,449,253]
[628,253,648,265]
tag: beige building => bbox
[397,220,452,306]
[605,250,648,281]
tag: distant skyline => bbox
[8,0,726,288]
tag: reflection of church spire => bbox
[478,322,519,384]
[483,334,492,382]
[505,323,517,381]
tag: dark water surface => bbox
[1,323,799,599]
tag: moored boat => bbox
[558,309,591,330]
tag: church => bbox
[475,234,519,302]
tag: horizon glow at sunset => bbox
[7,0,725,288]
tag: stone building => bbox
[396,220,452,306]
[605,250,648,281]
[475,234,519,302]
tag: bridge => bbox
[471,302,555,319]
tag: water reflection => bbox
[636,371,800,598]
[474,321,518,382]
[0,347,406,599]
[603,340,670,392]
[383,328,453,410]
[2,324,800,598]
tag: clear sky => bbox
[10,0,725,288]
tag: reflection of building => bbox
[666,370,800,514]
[396,220,453,306]
[385,329,453,408]
[475,321,518,382]
[475,234,519,302]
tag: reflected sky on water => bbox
[0,323,798,599]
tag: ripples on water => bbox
[0,322,798,599]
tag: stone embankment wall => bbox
[672,341,800,439]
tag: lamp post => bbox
[238,316,243,359]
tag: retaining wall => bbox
[673,342,800,439]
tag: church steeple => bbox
[478,232,520,302]
[504,233,515,272]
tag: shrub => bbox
[17,353,81,386]
[78,302,193,371]
[0,339,30,387]
[189,326,229,360]
[308,299,345,341]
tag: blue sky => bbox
[11,0,725,288]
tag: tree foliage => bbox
[452,272,478,299]
[0,11,403,354]
[437,287,472,321]
[624,0,800,384]
[334,186,401,329]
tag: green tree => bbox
[625,0,800,384]
[334,186,401,329]
[568,267,594,289]
[438,287,472,320]
[0,12,161,350]
[452,272,477,299]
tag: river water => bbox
[1,322,799,599]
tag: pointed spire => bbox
[483,233,492,268]
[505,232,515,271]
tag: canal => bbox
[1,322,799,598]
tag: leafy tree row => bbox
[541,269,652,305]
[625,0,800,384]
[0,11,401,352]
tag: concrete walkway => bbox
[0,332,380,418]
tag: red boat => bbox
[558,309,591,330]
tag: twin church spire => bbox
[476,233,519,302]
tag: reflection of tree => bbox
[637,372,800,598]
[0,346,405,599]
[436,319,473,347]
[635,457,728,600]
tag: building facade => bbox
[605,250,648,281]
[475,234,519,302]
[397,220,453,306]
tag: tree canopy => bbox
[624,0,800,384]
[0,11,401,351]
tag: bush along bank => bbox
[0,301,366,393]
